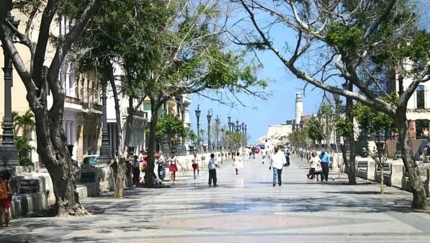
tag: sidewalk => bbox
[1,155,430,242]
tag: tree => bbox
[288,129,308,149]
[354,101,396,194]
[136,0,267,186]
[234,0,430,209]
[155,113,187,151]
[14,110,36,137]
[188,129,198,145]
[63,0,169,196]
[307,117,324,144]
[0,0,103,215]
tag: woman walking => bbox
[192,152,200,179]
[168,152,179,184]
[233,152,243,175]
[307,150,321,180]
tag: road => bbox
[2,155,430,243]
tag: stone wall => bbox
[176,152,228,171]
[355,157,430,196]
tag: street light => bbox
[241,122,245,146]
[0,11,20,171]
[207,109,213,152]
[99,83,111,162]
[195,105,201,151]
[244,124,247,146]
[215,115,220,151]
[227,116,231,132]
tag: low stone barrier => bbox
[177,152,226,171]
[355,159,430,196]
[375,163,392,186]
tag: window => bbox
[417,85,425,109]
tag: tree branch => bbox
[363,0,398,40]
[33,0,59,86]
[48,0,103,101]
[238,0,396,116]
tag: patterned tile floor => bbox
[1,155,430,243]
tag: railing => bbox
[65,96,81,105]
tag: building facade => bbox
[142,94,192,151]
[0,12,102,165]
[106,63,147,156]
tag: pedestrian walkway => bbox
[2,155,430,242]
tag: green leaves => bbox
[307,117,324,142]
[155,113,187,139]
[354,102,395,134]
[334,117,354,137]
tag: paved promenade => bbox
[2,155,430,242]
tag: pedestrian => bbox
[168,152,179,184]
[233,152,243,175]
[192,152,200,179]
[208,153,220,187]
[132,155,140,186]
[269,146,287,186]
[0,172,12,227]
[307,150,321,180]
[319,150,331,181]
[157,151,165,179]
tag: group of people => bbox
[127,150,183,186]
[306,150,331,181]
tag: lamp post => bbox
[195,105,201,151]
[0,12,20,171]
[245,124,248,145]
[207,109,213,152]
[227,116,232,132]
[241,122,245,146]
[215,115,220,151]
[99,83,111,162]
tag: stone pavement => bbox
[2,155,430,243]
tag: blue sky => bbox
[187,0,430,144]
[188,6,332,144]
[188,35,326,143]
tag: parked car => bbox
[254,147,260,154]
[81,155,99,168]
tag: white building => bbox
[106,63,147,156]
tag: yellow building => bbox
[0,11,102,164]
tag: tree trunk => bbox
[396,112,428,209]
[380,162,385,194]
[144,97,163,187]
[33,105,84,216]
[108,71,127,198]
[346,83,357,185]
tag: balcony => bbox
[64,96,82,112]
[81,102,102,114]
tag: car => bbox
[254,147,260,154]
[81,155,99,168]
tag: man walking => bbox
[270,146,287,186]
[208,153,220,187]
[319,150,331,181]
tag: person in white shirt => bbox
[208,153,220,187]
[192,152,200,179]
[233,152,243,175]
[270,146,287,186]
[157,151,165,179]
[307,150,321,180]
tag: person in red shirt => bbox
[0,172,12,227]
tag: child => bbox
[208,153,220,187]
[0,171,12,227]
